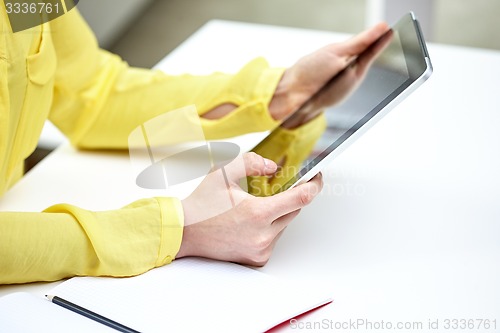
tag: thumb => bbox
[222,152,277,181]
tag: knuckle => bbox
[253,258,269,267]
[245,152,260,165]
[298,188,314,206]
[243,235,272,264]
[249,248,271,267]
[247,200,270,222]
[252,234,272,251]
[244,152,264,175]
[251,209,266,222]
[248,151,260,159]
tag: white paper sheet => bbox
[0,292,115,333]
[49,258,331,332]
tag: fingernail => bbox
[263,158,277,170]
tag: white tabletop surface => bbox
[1,20,500,332]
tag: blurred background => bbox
[28,0,500,169]
[77,0,500,68]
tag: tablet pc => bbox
[250,12,433,194]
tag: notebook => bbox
[0,258,332,332]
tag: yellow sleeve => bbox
[0,197,183,284]
[1,8,283,284]
[48,9,284,149]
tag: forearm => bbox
[48,8,285,149]
[0,198,183,284]
[50,50,285,148]
[205,68,312,123]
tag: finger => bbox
[222,152,278,181]
[271,209,301,234]
[252,215,296,267]
[263,173,324,220]
[355,29,393,76]
[265,225,290,259]
[337,22,390,56]
[265,210,301,260]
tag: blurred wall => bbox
[77,0,155,48]
[79,0,500,68]
[366,0,500,50]
[434,0,500,50]
[110,0,366,68]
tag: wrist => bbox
[176,224,194,258]
[268,70,306,121]
[176,199,195,258]
[176,199,213,259]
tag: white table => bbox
[1,20,500,332]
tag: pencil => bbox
[46,295,140,333]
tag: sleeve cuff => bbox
[155,197,184,267]
[200,58,285,140]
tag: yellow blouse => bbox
[0,5,285,284]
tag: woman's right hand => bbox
[177,152,323,266]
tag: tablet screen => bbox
[250,13,431,194]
